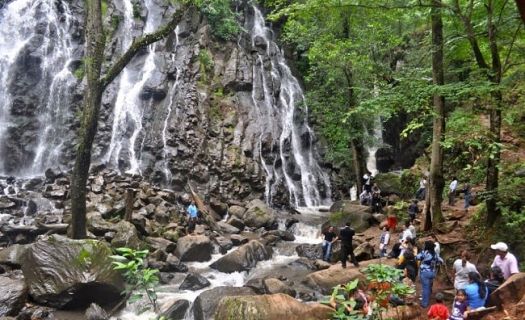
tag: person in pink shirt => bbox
[490,242,520,280]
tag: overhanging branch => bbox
[100,9,186,90]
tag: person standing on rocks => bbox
[416,240,443,308]
[453,250,478,291]
[339,222,359,268]
[322,226,337,262]
[449,176,458,205]
[363,171,372,193]
[415,176,427,200]
[407,199,419,223]
[186,201,199,233]
[490,242,519,280]
[461,183,472,212]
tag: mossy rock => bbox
[326,201,372,233]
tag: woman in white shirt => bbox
[453,250,478,290]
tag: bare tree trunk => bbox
[350,139,365,193]
[429,0,445,227]
[70,0,105,239]
[69,1,185,239]
[124,189,135,222]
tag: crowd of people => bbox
[323,172,521,319]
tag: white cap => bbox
[490,242,508,251]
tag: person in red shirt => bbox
[427,292,449,320]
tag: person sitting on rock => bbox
[484,265,505,296]
[490,242,519,280]
[359,190,372,206]
[379,226,390,258]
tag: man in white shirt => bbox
[449,177,458,205]
[453,250,478,290]
[491,242,520,279]
[400,221,413,243]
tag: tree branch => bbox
[100,9,186,90]
[502,23,522,74]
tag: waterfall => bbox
[105,0,165,174]
[365,86,383,176]
[250,7,332,208]
[0,0,76,175]
[161,26,181,185]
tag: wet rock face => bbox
[210,240,272,273]
[0,275,27,317]
[21,235,124,309]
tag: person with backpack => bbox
[416,240,444,308]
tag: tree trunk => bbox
[350,139,365,193]
[429,0,445,228]
[70,0,105,239]
[69,1,185,238]
[516,0,525,23]
[453,0,503,226]
[485,0,503,226]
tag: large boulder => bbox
[295,244,322,260]
[110,220,142,249]
[175,235,213,262]
[21,235,124,308]
[374,172,403,196]
[326,201,373,233]
[242,199,276,229]
[303,259,396,294]
[0,276,27,316]
[263,278,296,297]
[193,286,256,320]
[160,299,190,320]
[489,272,525,308]
[210,240,272,273]
[179,273,211,291]
[214,293,333,320]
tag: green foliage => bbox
[198,48,214,82]
[132,2,141,19]
[110,247,160,314]
[73,62,85,80]
[321,264,415,320]
[101,0,108,16]
[184,0,241,41]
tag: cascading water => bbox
[250,7,332,208]
[0,0,76,175]
[105,0,165,174]
[365,116,383,177]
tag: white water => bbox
[0,0,75,175]
[105,0,165,174]
[365,85,383,177]
[250,7,332,208]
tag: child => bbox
[379,226,390,257]
[449,289,468,320]
[428,292,449,320]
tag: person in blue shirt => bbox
[186,201,199,233]
[464,271,488,310]
[416,240,444,308]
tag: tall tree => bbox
[426,0,446,230]
[70,1,184,239]
[450,0,504,226]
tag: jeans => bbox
[464,194,471,209]
[322,240,333,261]
[420,270,435,307]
